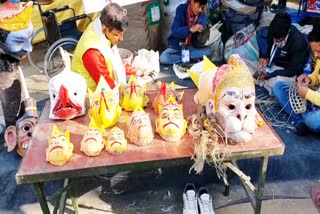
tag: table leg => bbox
[68,184,79,214]
[224,167,232,196]
[255,156,269,214]
[58,179,69,214]
[33,182,50,214]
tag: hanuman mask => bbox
[155,95,187,142]
[190,55,259,142]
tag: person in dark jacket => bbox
[159,0,212,65]
[255,13,309,94]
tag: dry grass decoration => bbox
[187,106,228,185]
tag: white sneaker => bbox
[197,187,215,214]
[182,183,199,214]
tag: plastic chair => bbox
[28,1,91,78]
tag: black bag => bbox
[238,0,264,8]
[221,8,262,43]
[197,27,210,47]
[223,8,261,34]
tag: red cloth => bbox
[185,4,199,46]
[82,48,116,89]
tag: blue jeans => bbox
[273,81,320,132]
[159,46,212,65]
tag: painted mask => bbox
[88,76,121,129]
[46,125,74,166]
[155,95,187,142]
[0,1,33,89]
[105,126,127,155]
[188,56,218,105]
[127,106,154,146]
[48,51,87,120]
[120,75,149,111]
[4,22,33,54]
[153,82,184,114]
[213,55,257,142]
[4,98,38,157]
[80,119,104,157]
[0,1,33,29]
[0,1,33,55]
[191,54,259,142]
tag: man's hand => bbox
[257,70,267,80]
[258,58,268,68]
[297,74,311,86]
[297,83,309,98]
[190,24,204,33]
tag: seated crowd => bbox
[0,0,319,142]
[161,0,320,135]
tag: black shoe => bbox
[296,123,309,136]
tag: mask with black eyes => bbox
[4,97,38,157]
[48,50,87,120]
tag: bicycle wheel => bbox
[44,38,78,79]
[27,27,48,73]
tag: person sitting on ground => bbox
[72,3,128,91]
[159,0,212,65]
[255,13,309,95]
[272,26,320,135]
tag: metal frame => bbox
[28,155,274,214]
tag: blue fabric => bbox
[286,8,320,23]
[167,3,207,48]
[256,26,269,58]
[159,46,212,65]
[273,81,320,132]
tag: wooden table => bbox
[15,89,284,214]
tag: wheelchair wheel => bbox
[44,38,78,79]
[27,28,47,73]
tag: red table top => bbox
[16,89,284,184]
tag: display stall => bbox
[16,88,284,214]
